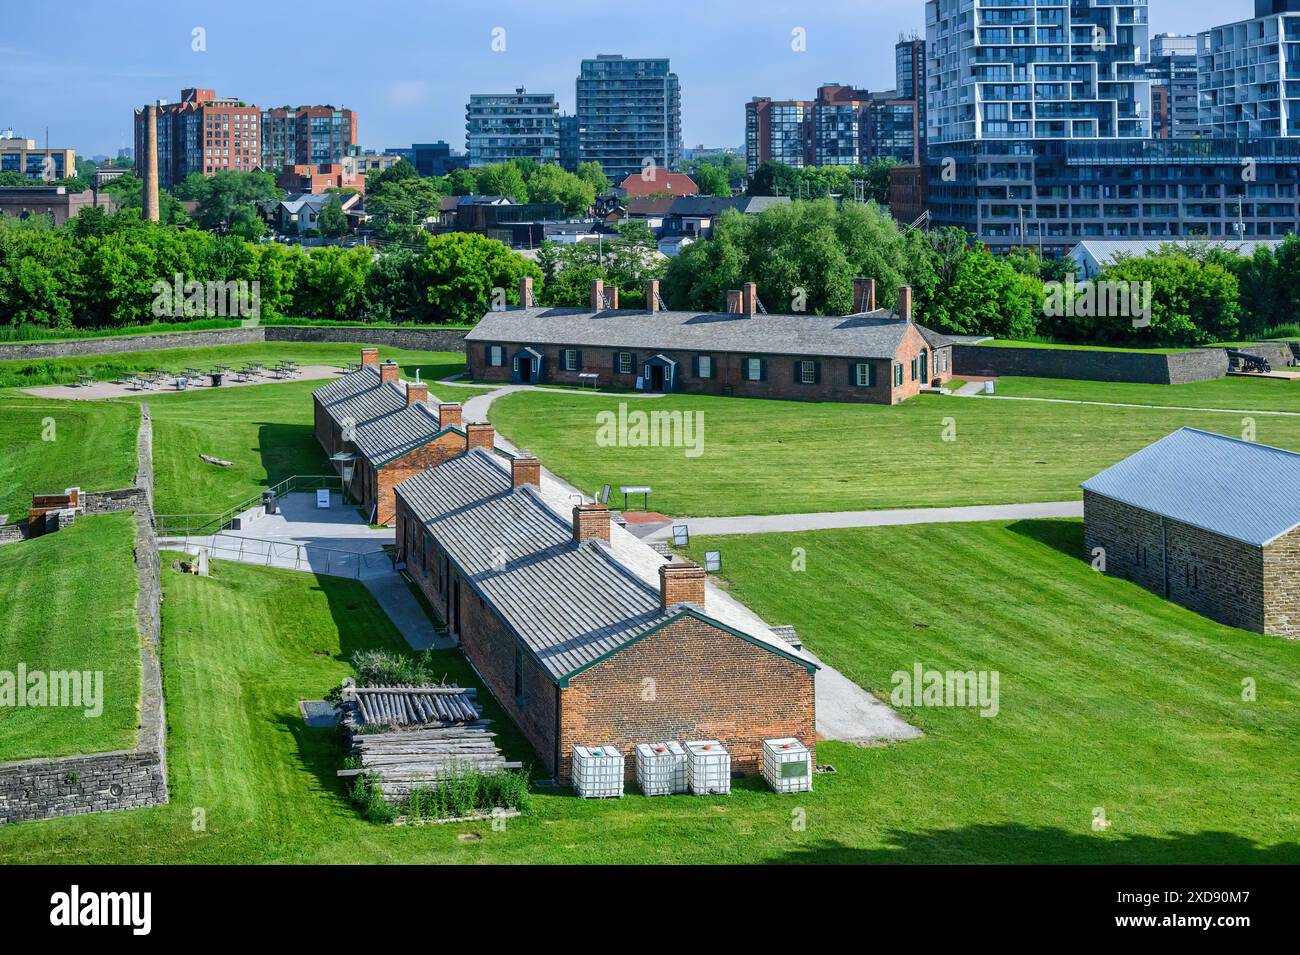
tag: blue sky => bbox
[0,0,1250,157]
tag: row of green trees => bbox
[0,209,541,329]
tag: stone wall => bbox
[1230,343,1297,370]
[264,325,469,353]
[0,325,470,363]
[954,344,1229,384]
[0,523,27,546]
[0,402,168,825]
[82,488,149,515]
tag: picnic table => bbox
[343,361,361,374]
[76,372,95,387]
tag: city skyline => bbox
[0,0,1249,157]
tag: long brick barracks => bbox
[467,277,954,403]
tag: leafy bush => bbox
[349,649,442,686]
[400,769,531,822]
[350,774,396,824]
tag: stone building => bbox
[312,349,479,525]
[1082,427,1300,638]
[467,277,953,404]
[393,444,818,783]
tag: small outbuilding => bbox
[1082,427,1300,638]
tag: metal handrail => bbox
[155,474,344,538]
[202,531,391,580]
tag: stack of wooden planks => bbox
[337,682,522,799]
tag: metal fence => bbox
[204,533,392,580]
[156,474,344,538]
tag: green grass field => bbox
[0,341,468,389]
[488,388,1300,517]
[2,525,1296,862]
[0,513,141,762]
[0,394,138,520]
[985,375,1300,414]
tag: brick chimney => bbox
[853,278,876,313]
[380,359,400,383]
[361,347,379,368]
[742,282,758,317]
[660,561,706,610]
[143,104,160,223]
[439,402,462,427]
[646,279,660,313]
[898,286,913,322]
[519,275,534,307]
[726,290,743,314]
[406,382,428,406]
[511,450,540,488]
[467,423,494,450]
[591,279,604,310]
[572,503,611,544]
[605,286,619,309]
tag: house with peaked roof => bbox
[1082,427,1300,638]
[393,443,818,782]
[467,276,953,403]
[313,349,490,525]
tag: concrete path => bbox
[813,657,923,744]
[963,392,1300,417]
[161,492,453,651]
[25,365,340,401]
[648,500,1083,539]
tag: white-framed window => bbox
[617,352,633,374]
[745,358,762,381]
[855,362,872,387]
[697,355,713,379]
[563,349,579,371]
[798,360,816,384]
[488,345,504,367]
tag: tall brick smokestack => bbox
[143,103,160,223]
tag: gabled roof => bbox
[1081,427,1300,547]
[313,366,449,467]
[618,171,699,197]
[467,305,951,360]
[395,447,816,682]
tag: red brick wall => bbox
[559,615,816,783]
[372,430,466,525]
[468,330,948,404]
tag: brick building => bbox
[394,445,818,782]
[1083,427,1300,638]
[466,277,953,403]
[312,349,476,525]
[0,185,115,225]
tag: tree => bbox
[365,176,445,243]
[474,163,529,203]
[937,244,1042,338]
[293,247,372,320]
[1092,254,1239,346]
[318,196,349,238]
[575,161,610,195]
[689,162,732,197]
[537,223,665,309]
[415,232,542,324]
[524,164,595,215]
[175,170,281,234]
[100,173,189,226]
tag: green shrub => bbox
[398,769,531,822]
[349,774,396,825]
[349,648,442,686]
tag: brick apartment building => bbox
[312,349,477,525]
[134,89,357,190]
[1083,427,1300,638]
[393,444,818,782]
[466,277,953,403]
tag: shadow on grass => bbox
[275,713,353,808]
[764,823,1300,864]
[257,422,333,489]
[1006,518,1085,561]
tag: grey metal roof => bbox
[466,306,951,360]
[313,367,447,467]
[395,449,674,680]
[1081,427,1300,546]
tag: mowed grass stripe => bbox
[0,513,141,761]
[489,388,1300,516]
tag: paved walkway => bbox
[26,365,340,401]
[647,500,1083,539]
[962,392,1300,416]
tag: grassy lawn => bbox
[0,394,138,521]
[95,347,463,518]
[0,341,467,389]
[985,375,1300,414]
[0,319,475,345]
[3,526,1296,862]
[488,389,1300,517]
[0,513,140,762]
